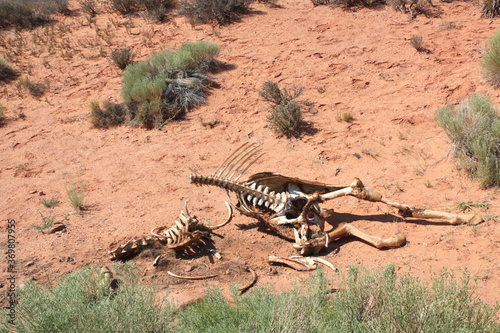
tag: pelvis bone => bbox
[110,201,232,261]
[191,142,483,255]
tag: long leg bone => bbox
[320,178,483,225]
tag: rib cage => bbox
[190,142,288,213]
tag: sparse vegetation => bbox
[410,34,425,52]
[121,41,219,128]
[260,81,304,138]
[482,31,500,87]
[180,0,252,25]
[436,95,500,188]
[0,59,19,82]
[66,180,85,212]
[0,0,69,29]
[481,0,500,18]
[336,111,354,122]
[110,0,176,20]
[0,104,5,124]
[79,0,98,17]
[41,197,59,208]
[457,201,491,212]
[110,47,134,70]
[34,213,55,231]
[90,100,128,129]
[6,264,498,332]
[18,76,47,97]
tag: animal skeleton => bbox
[110,201,232,261]
[191,142,483,255]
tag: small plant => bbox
[19,77,47,97]
[436,95,500,188]
[410,34,425,52]
[482,31,500,87]
[41,197,59,208]
[180,0,252,26]
[0,59,19,82]
[79,0,98,17]
[110,47,134,70]
[0,104,5,124]
[481,0,500,18]
[109,0,139,14]
[336,112,354,122]
[66,180,85,212]
[457,201,490,212]
[90,100,128,128]
[34,213,55,231]
[260,81,304,138]
[141,0,176,22]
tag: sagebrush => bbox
[0,0,68,29]
[180,0,252,25]
[436,95,500,188]
[482,31,500,87]
[260,81,304,138]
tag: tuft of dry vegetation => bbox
[90,100,128,129]
[436,95,500,188]
[260,81,304,138]
[481,0,500,18]
[79,0,98,17]
[0,0,69,29]
[0,59,19,82]
[410,35,425,51]
[110,47,134,70]
[180,0,252,26]
[18,77,47,97]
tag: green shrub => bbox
[66,180,85,212]
[260,81,304,138]
[0,59,18,82]
[436,95,500,188]
[482,0,500,18]
[90,100,128,129]
[7,264,173,332]
[482,31,500,87]
[180,0,252,25]
[121,41,219,129]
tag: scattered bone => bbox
[290,256,338,273]
[268,255,316,271]
[238,266,258,295]
[209,249,222,260]
[167,271,218,280]
[44,222,66,234]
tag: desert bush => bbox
[141,0,176,21]
[180,0,252,25]
[0,59,19,82]
[7,264,173,332]
[122,41,219,128]
[90,100,128,128]
[260,81,304,138]
[111,47,134,70]
[482,31,500,87]
[66,180,85,212]
[436,95,500,188]
[0,103,5,124]
[109,0,139,14]
[0,0,70,29]
[80,0,98,17]
[482,0,500,18]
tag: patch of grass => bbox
[457,201,491,212]
[436,95,500,188]
[2,265,498,332]
[7,264,173,332]
[90,100,128,128]
[110,47,134,70]
[180,0,252,26]
[260,81,304,138]
[336,111,354,122]
[41,197,59,208]
[482,0,500,18]
[121,41,219,129]
[66,180,85,212]
[0,59,19,82]
[482,31,500,87]
[34,213,55,231]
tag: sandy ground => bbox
[1,0,499,308]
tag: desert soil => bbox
[1,0,499,309]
